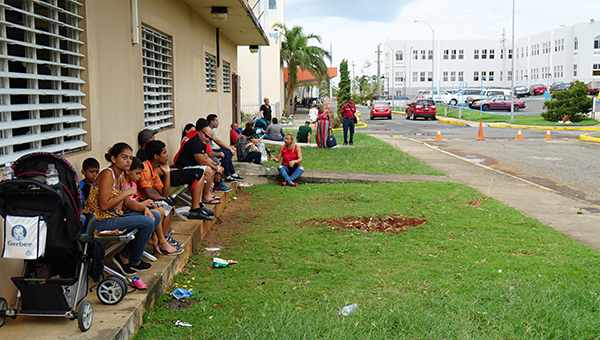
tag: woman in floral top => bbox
[86,142,160,275]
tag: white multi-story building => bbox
[383,20,600,97]
[238,0,286,119]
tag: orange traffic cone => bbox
[516,128,523,141]
[436,129,442,140]
[545,129,552,140]
[476,119,485,141]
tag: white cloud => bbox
[285,0,599,81]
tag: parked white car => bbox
[417,89,452,104]
[449,89,484,105]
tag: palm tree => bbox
[274,23,331,117]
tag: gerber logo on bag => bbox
[2,215,47,259]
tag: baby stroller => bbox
[254,118,268,139]
[0,152,94,332]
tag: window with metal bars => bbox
[223,61,230,93]
[205,53,216,92]
[0,0,87,164]
[141,26,173,130]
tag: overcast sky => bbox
[286,0,598,78]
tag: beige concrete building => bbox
[238,0,285,120]
[0,0,268,304]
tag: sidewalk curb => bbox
[579,132,600,143]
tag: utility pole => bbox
[329,43,332,101]
[351,61,356,94]
[501,28,506,87]
[376,44,381,97]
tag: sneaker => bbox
[166,235,183,247]
[131,276,148,289]
[230,174,245,182]
[130,260,152,272]
[188,208,214,220]
[159,246,184,256]
[224,176,236,182]
[290,182,297,187]
[112,254,136,275]
[281,181,287,187]
[213,182,233,192]
[200,204,215,216]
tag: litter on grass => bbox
[175,320,193,327]
[212,257,238,268]
[238,182,254,188]
[172,288,194,300]
[205,247,221,252]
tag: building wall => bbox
[385,20,600,96]
[238,1,284,120]
[0,0,240,304]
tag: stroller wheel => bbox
[97,276,127,305]
[77,300,93,332]
[0,297,7,327]
[110,274,130,295]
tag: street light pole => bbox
[379,42,395,107]
[415,20,434,102]
[510,0,515,121]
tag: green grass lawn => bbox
[268,132,443,176]
[441,108,599,126]
[136,182,600,339]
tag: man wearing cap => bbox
[136,128,157,161]
[205,114,244,183]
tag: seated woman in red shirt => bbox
[270,133,304,187]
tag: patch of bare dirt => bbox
[163,298,199,310]
[468,195,488,207]
[307,215,428,234]
[202,189,257,247]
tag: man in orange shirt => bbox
[139,140,214,226]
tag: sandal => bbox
[131,276,148,290]
[202,198,221,205]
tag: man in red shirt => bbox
[230,123,240,146]
[341,97,357,145]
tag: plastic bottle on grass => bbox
[339,303,358,316]
[46,163,59,185]
[3,163,14,181]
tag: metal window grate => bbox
[205,53,216,92]
[0,0,86,164]
[222,61,230,93]
[141,26,173,130]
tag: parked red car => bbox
[405,99,436,120]
[370,101,392,120]
[588,81,600,95]
[471,95,526,112]
[528,84,547,96]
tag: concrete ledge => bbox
[232,161,453,185]
[0,185,237,340]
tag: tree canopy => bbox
[274,23,331,116]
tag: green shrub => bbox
[541,80,593,122]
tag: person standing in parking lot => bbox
[341,97,356,145]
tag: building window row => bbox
[442,71,464,82]
[554,39,564,52]
[443,49,464,60]
[0,0,86,164]
[473,71,495,82]
[142,26,173,130]
[593,64,600,76]
[553,65,563,78]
